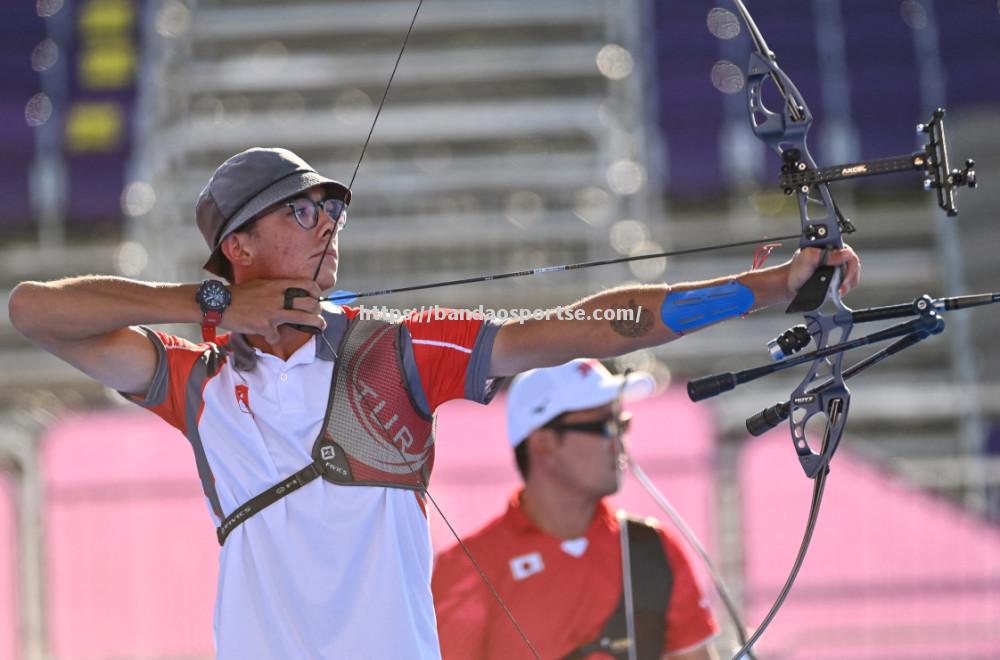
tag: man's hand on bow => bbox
[785,245,861,300]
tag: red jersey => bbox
[432,491,718,659]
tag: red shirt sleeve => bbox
[123,329,218,437]
[659,528,719,653]
[401,309,499,411]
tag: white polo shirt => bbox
[128,305,503,659]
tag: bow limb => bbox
[734,0,853,255]
[712,3,855,657]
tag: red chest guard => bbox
[313,318,435,489]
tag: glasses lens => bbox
[548,413,630,439]
[288,199,317,229]
[595,414,629,439]
[323,199,348,230]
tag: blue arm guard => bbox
[660,280,755,334]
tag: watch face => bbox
[204,289,226,307]
[199,281,230,311]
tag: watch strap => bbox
[201,310,223,342]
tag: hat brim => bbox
[202,172,352,278]
[558,370,657,416]
[511,370,656,447]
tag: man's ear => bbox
[528,429,562,470]
[220,231,254,269]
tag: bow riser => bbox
[789,304,853,478]
[745,37,849,255]
[745,52,846,256]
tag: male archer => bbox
[433,359,719,659]
[8,147,859,659]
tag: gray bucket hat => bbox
[195,147,352,278]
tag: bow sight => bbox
[778,108,977,218]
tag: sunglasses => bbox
[545,411,632,439]
[284,197,348,231]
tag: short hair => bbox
[514,440,530,480]
[512,412,569,481]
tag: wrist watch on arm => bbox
[195,279,232,342]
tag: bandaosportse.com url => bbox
[355,304,640,325]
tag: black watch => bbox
[195,279,232,342]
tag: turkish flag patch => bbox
[235,384,252,414]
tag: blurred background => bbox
[1,0,999,658]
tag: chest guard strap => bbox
[216,459,326,545]
[562,518,673,660]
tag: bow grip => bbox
[786,265,836,313]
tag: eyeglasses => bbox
[285,197,348,231]
[545,411,632,439]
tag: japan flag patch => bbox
[509,552,544,581]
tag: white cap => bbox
[506,359,656,447]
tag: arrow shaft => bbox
[321,234,799,303]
